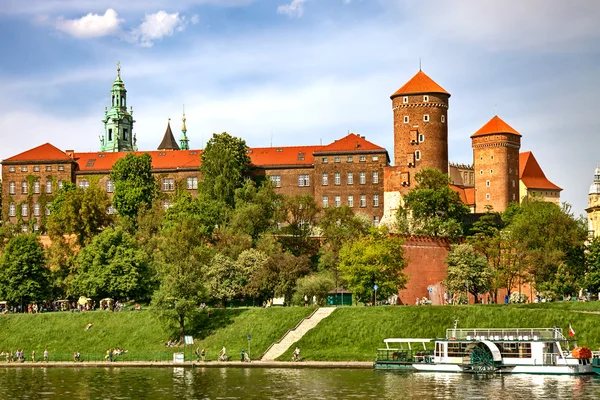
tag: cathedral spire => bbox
[101,63,135,152]
[180,105,190,150]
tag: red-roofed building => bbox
[519,151,561,204]
[2,133,389,229]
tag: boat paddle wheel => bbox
[464,343,498,373]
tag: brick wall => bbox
[398,235,451,305]
[2,161,75,228]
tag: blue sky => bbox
[1,0,599,215]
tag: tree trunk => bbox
[179,314,185,344]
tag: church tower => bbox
[471,115,521,213]
[101,62,136,152]
[180,108,190,150]
[390,70,450,191]
[586,167,600,238]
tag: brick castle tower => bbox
[382,70,450,224]
[471,115,521,213]
[390,70,450,191]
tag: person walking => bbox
[201,348,206,361]
[31,350,35,362]
[43,349,48,362]
[241,349,245,362]
[195,347,200,361]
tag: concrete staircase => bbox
[260,307,336,361]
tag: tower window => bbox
[403,96,408,104]
[404,116,409,123]
[512,180,515,188]
[486,193,490,200]
[123,128,128,140]
[423,95,429,102]
[415,150,421,161]
[419,134,424,143]
[513,193,516,201]
[480,170,483,175]
[108,129,113,141]
[441,115,446,123]
[423,114,430,122]
[490,169,493,174]
[491,155,494,160]
[486,180,490,187]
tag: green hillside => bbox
[0,304,599,362]
[279,303,600,361]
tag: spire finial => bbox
[181,105,187,133]
[419,58,422,71]
[117,61,121,78]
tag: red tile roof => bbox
[249,145,322,167]
[391,70,450,98]
[73,150,202,172]
[471,115,521,138]
[5,133,390,172]
[519,151,562,191]
[3,143,73,162]
[450,185,475,206]
[316,133,386,153]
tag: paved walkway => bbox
[0,361,373,369]
[261,307,337,361]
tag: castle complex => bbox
[1,65,562,233]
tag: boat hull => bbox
[374,361,593,375]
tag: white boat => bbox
[374,326,593,375]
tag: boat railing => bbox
[446,327,565,341]
[376,348,434,363]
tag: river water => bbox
[1,367,599,399]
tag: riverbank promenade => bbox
[0,360,373,369]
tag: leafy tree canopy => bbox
[338,230,407,303]
[70,227,153,301]
[396,168,469,239]
[47,183,113,245]
[152,216,214,342]
[0,234,50,305]
[110,153,157,221]
[199,132,251,208]
[443,243,492,302]
[506,199,586,295]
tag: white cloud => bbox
[131,11,189,47]
[277,0,306,18]
[55,8,122,38]
[2,0,252,15]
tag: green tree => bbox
[444,243,492,303]
[396,168,469,239]
[338,230,407,304]
[585,238,600,295]
[277,194,320,256]
[152,217,214,343]
[228,179,281,241]
[245,252,311,304]
[292,272,335,306]
[70,227,153,300]
[0,234,50,306]
[506,199,586,296]
[164,191,222,241]
[47,183,113,245]
[317,206,371,289]
[207,254,241,306]
[111,153,157,221]
[199,132,251,208]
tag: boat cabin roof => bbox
[382,338,433,350]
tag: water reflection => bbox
[0,367,599,399]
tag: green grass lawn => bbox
[0,307,313,362]
[1,303,599,362]
[280,303,600,361]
